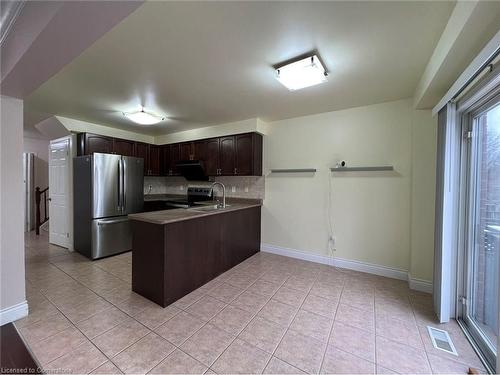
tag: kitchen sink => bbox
[189,204,231,212]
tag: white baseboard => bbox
[260,243,432,293]
[331,256,408,281]
[408,275,433,294]
[0,300,28,326]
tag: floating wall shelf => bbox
[270,168,317,173]
[330,166,394,172]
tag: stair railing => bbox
[35,187,49,235]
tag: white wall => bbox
[410,110,437,282]
[262,98,437,284]
[0,96,27,324]
[56,116,155,144]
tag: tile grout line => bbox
[35,262,139,372]
[317,273,346,373]
[33,253,166,373]
[198,266,290,372]
[148,262,284,372]
[23,241,451,375]
[258,268,328,374]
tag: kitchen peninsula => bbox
[129,201,261,307]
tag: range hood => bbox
[176,160,209,181]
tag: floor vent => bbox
[427,326,458,356]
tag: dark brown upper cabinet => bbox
[204,138,220,176]
[76,131,262,177]
[161,145,170,176]
[161,144,181,177]
[235,133,262,176]
[180,142,195,161]
[136,143,161,176]
[135,142,149,175]
[113,139,135,157]
[193,141,206,161]
[149,145,161,176]
[169,143,181,175]
[219,136,236,175]
[77,133,113,155]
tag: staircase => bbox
[35,187,49,235]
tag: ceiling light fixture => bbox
[123,108,165,125]
[275,54,328,91]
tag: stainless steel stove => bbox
[163,186,213,208]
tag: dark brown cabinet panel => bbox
[204,138,219,176]
[235,133,262,176]
[76,131,263,177]
[193,141,206,161]
[149,146,161,176]
[113,139,135,157]
[169,143,181,175]
[161,145,170,176]
[77,133,113,155]
[180,142,194,161]
[219,136,235,175]
[235,133,253,175]
[135,143,149,175]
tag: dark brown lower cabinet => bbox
[131,206,261,307]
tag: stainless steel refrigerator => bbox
[74,153,144,259]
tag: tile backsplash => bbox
[144,175,265,200]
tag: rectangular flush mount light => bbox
[276,54,328,91]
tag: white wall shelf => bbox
[270,168,317,173]
[330,166,394,172]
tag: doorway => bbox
[459,94,499,371]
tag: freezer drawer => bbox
[91,217,131,259]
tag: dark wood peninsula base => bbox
[131,206,261,307]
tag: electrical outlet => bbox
[231,186,236,193]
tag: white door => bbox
[49,138,70,247]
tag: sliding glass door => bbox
[460,95,500,371]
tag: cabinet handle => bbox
[234,168,237,175]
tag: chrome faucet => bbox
[211,182,226,208]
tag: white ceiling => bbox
[25,1,456,135]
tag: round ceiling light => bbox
[123,108,165,125]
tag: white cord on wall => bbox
[327,172,336,259]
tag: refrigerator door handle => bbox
[96,217,129,226]
[118,160,123,212]
[122,158,127,211]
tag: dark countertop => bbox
[129,201,262,225]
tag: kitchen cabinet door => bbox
[149,146,161,176]
[161,145,170,176]
[180,142,194,161]
[193,140,206,161]
[235,133,253,175]
[135,142,149,175]
[113,139,135,157]
[170,143,181,175]
[80,133,113,155]
[204,138,219,176]
[219,136,236,175]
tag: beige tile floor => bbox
[15,231,486,374]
